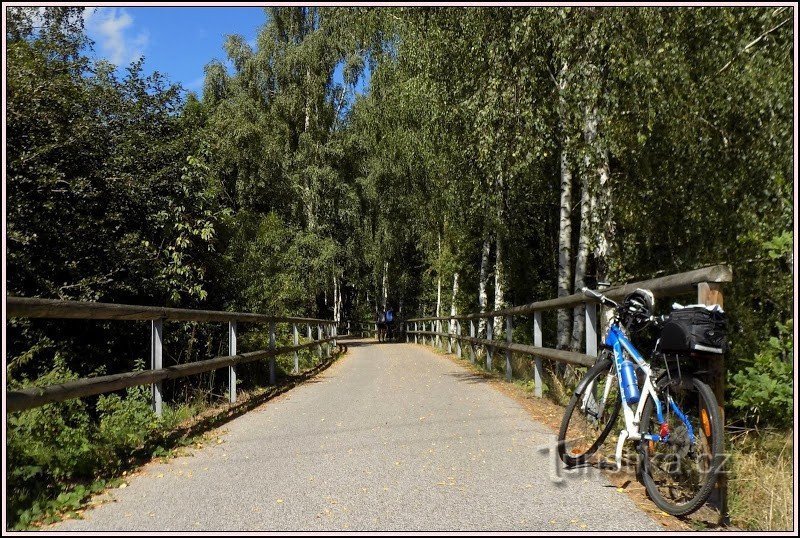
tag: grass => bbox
[727,429,793,531]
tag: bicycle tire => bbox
[557,354,622,467]
[638,372,724,516]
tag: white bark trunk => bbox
[585,105,613,284]
[493,236,504,337]
[556,62,573,350]
[571,173,591,351]
[450,272,459,317]
[477,236,491,337]
[436,233,442,318]
[382,261,388,311]
[333,274,338,322]
[493,170,506,338]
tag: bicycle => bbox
[557,287,724,516]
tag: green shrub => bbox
[6,358,163,529]
[730,319,793,428]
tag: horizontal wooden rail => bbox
[407,264,732,322]
[7,296,339,414]
[7,296,329,324]
[6,338,337,413]
[407,331,594,366]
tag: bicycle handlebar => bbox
[581,287,620,309]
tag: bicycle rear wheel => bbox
[638,372,724,516]
[557,353,622,467]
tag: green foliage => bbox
[730,319,794,427]
[6,359,164,529]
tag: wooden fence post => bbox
[317,323,323,358]
[586,303,598,358]
[229,321,237,403]
[698,281,729,525]
[505,315,513,381]
[151,319,163,416]
[293,323,299,374]
[414,321,418,344]
[447,319,452,354]
[456,320,462,358]
[469,319,476,364]
[269,321,276,385]
[486,318,494,371]
[533,312,543,398]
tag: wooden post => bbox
[406,322,410,343]
[415,322,418,344]
[293,323,299,374]
[469,319,476,364]
[269,321,276,385]
[586,303,598,358]
[505,315,512,381]
[447,319,453,354]
[229,321,237,403]
[151,319,163,416]
[456,320,462,358]
[533,311,543,398]
[486,318,494,371]
[317,323,323,358]
[698,281,728,525]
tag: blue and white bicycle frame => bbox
[582,320,696,469]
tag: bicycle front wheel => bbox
[638,372,724,516]
[557,352,622,467]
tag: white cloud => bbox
[84,8,149,66]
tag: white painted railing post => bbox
[406,322,410,343]
[533,312,543,398]
[151,319,163,416]
[293,323,299,374]
[317,323,323,358]
[469,319,476,363]
[414,322,418,344]
[456,320,462,358]
[505,315,513,381]
[269,321,276,385]
[486,318,493,371]
[446,318,452,354]
[229,321,237,403]
[332,322,337,351]
[586,303,598,358]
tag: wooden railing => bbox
[6,297,340,414]
[405,264,732,398]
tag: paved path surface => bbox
[57,340,661,532]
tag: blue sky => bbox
[83,7,369,98]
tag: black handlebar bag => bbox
[658,307,728,355]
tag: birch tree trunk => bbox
[436,232,442,318]
[450,272,459,317]
[493,172,506,338]
[570,173,591,351]
[586,107,613,285]
[477,236,491,337]
[556,63,573,350]
[493,236,504,337]
[333,273,339,322]
[382,260,388,311]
